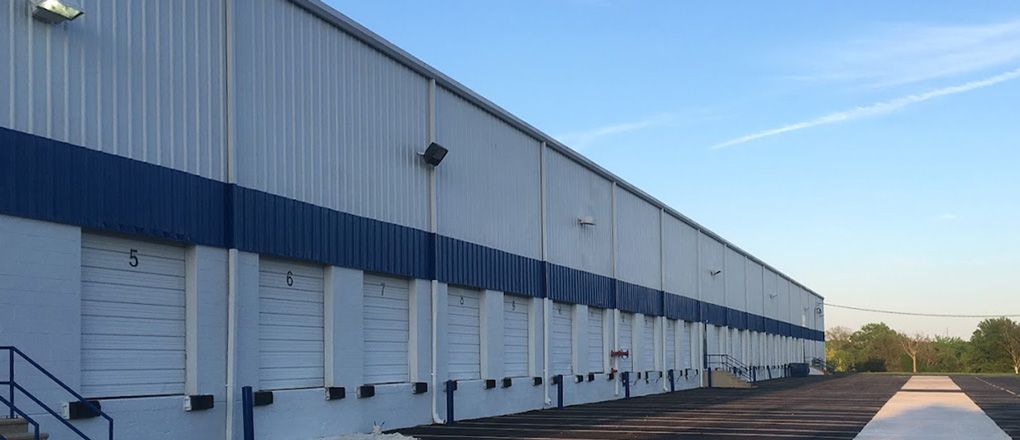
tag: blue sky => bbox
[328,0,1020,338]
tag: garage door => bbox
[81,233,186,398]
[448,286,482,381]
[706,325,719,355]
[617,312,633,373]
[587,307,604,373]
[665,319,676,371]
[363,274,410,384]
[259,258,324,390]
[639,315,655,372]
[681,321,692,368]
[550,302,572,376]
[504,294,530,378]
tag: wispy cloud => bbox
[936,213,959,221]
[556,113,676,150]
[796,19,1020,88]
[711,67,1020,150]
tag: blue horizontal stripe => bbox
[0,127,823,342]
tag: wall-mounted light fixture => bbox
[815,304,824,316]
[768,293,778,299]
[709,269,722,276]
[578,216,596,226]
[419,142,448,167]
[31,0,84,24]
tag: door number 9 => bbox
[129,249,139,267]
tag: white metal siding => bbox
[665,319,677,371]
[81,234,186,398]
[746,261,765,315]
[639,315,655,371]
[681,322,692,368]
[363,274,410,384]
[448,287,482,380]
[545,149,614,277]
[725,247,746,310]
[503,295,530,378]
[550,302,573,375]
[232,0,429,229]
[436,87,543,259]
[258,258,324,390]
[617,313,633,372]
[615,189,662,288]
[699,234,725,304]
[0,0,226,180]
[587,307,605,373]
[663,217,699,295]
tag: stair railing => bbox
[0,392,41,440]
[1,346,113,440]
[706,354,754,382]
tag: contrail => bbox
[712,67,1020,150]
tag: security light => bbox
[31,0,84,24]
[420,142,448,167]
[578,216,596,226]
[709,269,722,276]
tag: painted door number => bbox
[286,271,294,287]
[129,249,139,267]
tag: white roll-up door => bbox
[81,233,186,398]
[363,274,410,384]
[706,325,719,355]
[617,312,633,373]
[680,322,691,368]
[259,258,324,390]
[503,294,530,378]
[665,319,676,371]
[639,315,655,371]
[448,287,482,380]
[550,302,573,376]
[587,307,605,373]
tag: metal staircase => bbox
[706,354,755,383]
[1,346,113,440]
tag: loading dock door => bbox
[617,313,634,373]
[363,274,410,384]
[81,233,186,398]
[665,319,677,371]
[640,315,655,371]
[550,302,573,376]
[504,294,530,378]
[258,258,325,390]
[448,286,482,380]
[587,307,605,373]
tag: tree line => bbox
[826,317,1020,373]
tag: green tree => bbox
[965,318,1017,373]
[927,336,967,372]
[851,323,904,372]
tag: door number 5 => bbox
[129,249,139,267]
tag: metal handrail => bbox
[0,393,41,440]
[706,354,753,382]
[1,346,113,440]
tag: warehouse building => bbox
[0,0,824,438]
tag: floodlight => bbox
[420,142,448,167]
[31,0,84,24]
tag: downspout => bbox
[540,142,551,407]
[223,0,238,436]
[659,209,669,392]
[611,182,619,396]
[427,78,444,425]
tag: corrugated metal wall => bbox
[763,268,780,320]
[746,260,764,315]
[545,149,614,277]
[779,276,793,322]
[662,216,698,297]
[699,233,725,304]
[0,0,226,181]
[724,247,745,310]
[232,0,430,230]
[614,188,661,289]
[435,87,542,259]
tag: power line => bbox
[825,303,1020,318]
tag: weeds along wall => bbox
[0,0,824,438]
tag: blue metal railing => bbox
[706,354,754,383]
[1,346,114,440]
[0,392,41,440]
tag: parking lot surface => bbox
[955,375,1020,439]
[397,375,910,439]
